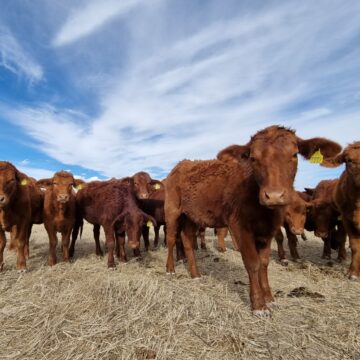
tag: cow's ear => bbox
[15,170,30,186]
[296,137,342,164]
[321,152,346,168]
[113,213,127,233]
[74,179,86,190]
[150,180,163,190]
[304,188,315,197]
[217,144,250,163]
[120,177,134,186]
[36,178,53,187]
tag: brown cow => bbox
[274,191,312,263]
[70,179,156,268]
[37,171,83,266]
[322,142,360,278]
[306,180,346,261]
[164,126,341,316]
[0,162,39,271]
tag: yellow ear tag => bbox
[309,149,324,164]
[154,183,161,190]
[76,184,83,190]
[147,221,153,228]
[20,179,28,186]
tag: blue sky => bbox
[1,0,360,188]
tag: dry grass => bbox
[1,224,360,360]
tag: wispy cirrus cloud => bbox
[1,0,360,186]
[0,26,43,82]
[53,0,146,47]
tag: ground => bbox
[0,224,359,360]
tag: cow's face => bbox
[285,193,311,235]
[217,126,341,208]
[0,162,19,207]
[311,202,334,238]
[132,172,161,199]
[52,172,75,203]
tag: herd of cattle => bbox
[1,125,359,317]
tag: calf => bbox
[164,125,341,316]
[71,179,156,268]
[323,142,360,278]
[274,191,312,263]
[306,180,346,261]
[0,162,37,271]
[37,171,83,266]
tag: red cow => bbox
[0,162,41,271]
[37,171,83,265]
[323,142,360,278]
[164,126,341,316]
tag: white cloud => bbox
[53,0,145,47]
[3,1,360,185]
[0,26,43,81]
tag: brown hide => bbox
[0,162,32,271]
[164,125,341,314]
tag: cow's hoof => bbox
[17,268,28,274]
[280,259,288,266]
[217,247,226,253]
[166,271,175,276]
[107,266,116,271]
[252,309,271,318]
[0,263,4,271]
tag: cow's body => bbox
[164,126,341,315]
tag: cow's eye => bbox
[346,158,352,164]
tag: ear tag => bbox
[147,221,153,228]
[154,183,161,190]
[20,179,28,186]
[76,184,83,190]
[309,149,323,164]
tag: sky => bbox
[0,0,359,188]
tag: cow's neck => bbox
[344,171,360,225]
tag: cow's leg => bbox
[193,231,199,250]
[199,227,206,250]
[229,220,268,315]
[93,224,103,256]
[181,219,200,278]
[348,234,360,279]
[142,225,150,251]
[175,234,186,262]
[25,224,32,259]
[274,228,286,261]
[15,224,29,271]
[9,226,16,250]
[257,238,274,305]
[104,225,116,268]
[153,226,160,248]
[284,224,300,260]
[61,227,72,262]
[115,231,127,262]
[69,219,80,258]
[163,225,167,247]
[0,229,6,271]
[216,227,228,252]
[301,232,308,241]
[322,237,332,259]
[45,224,58,266]
[337,223,347,262]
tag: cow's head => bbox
[322,142,360,186]
[285,191,312,235]
[310,201,336,238]
[37,171,83,203]
[217,126,341,207]
[132,171,162,199]
[0,162,29,208]
[114,211,157,249]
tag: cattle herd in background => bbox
[0,125,359,317]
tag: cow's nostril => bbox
[0,195,6,203]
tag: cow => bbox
[0,162,42,271]
[305,180,346,261]
[70,179,156,268]
[274,191,312,263]
[36,171,83,266]
[322,142,360,278]
[164,125,341,316]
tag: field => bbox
[1,224,360,360]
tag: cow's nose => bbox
[128,240,139,249]
[57,194,70,203]
[0,195,6,204]
[262,190,286,206]
[315,231,328,239]
[291,227,303,235]
[139,193,148,199]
